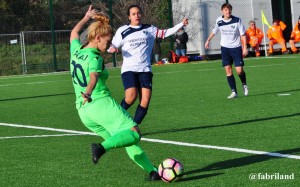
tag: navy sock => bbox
[134,105,148,124]
[121,98,132,110]
[227,75,237,93]
[238,72,247,85]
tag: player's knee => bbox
[237,68,244,74]
[125,92,137,104]
[225,69,233,76]
[140,98,150,108]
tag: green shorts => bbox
[78,96,136,138]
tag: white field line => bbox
[1,61,299,86]
[0,123,95,135]
[1,122,300,160]
[0,55,297,79]
[0,71,70,80]
[143,138,300,160]
[0,80,70,87]
[155,69,214,75]
[0,134,86,139]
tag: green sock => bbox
[125,144,157,173]
[101,129,140,151]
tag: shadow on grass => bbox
[199,147,300,172]
[0,93,74,102]
[178,172,223,182]
[178,147,300,182]
[248,88,300,97]
[143,112,300,136]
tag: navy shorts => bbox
[121,71,153,90]
[221,46,244,67]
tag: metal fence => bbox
[0,34,23,76]
[0,31,70,76]
[0,0,173,76]
[0,0,299,76]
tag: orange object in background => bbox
[267,20,287,53]
[169,50,179,63]
[245,20,264,57]
[289,19,300,53]
[246,28,264,47]
[178,56,188,63]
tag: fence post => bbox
[108,0,116,67]
[20,31,27,74]
[49,0,57,71]
[168,0,174,51]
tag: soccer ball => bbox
[158,158,184,182]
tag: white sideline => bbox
[1,61,299,86]
[1,122,300,160]
[0,134,85,139]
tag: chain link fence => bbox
[0,0,172,76]
[0,0,299,76]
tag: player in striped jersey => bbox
[108,5,188,124]
[205,3,248,99]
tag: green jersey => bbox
[70,39,110,109]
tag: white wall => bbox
[291,0,300,28]
[172,0,275,55]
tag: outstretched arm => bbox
[70,5,98,43]
[157,18,188,39]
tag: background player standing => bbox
[205,3,248,99]
[108,5,188,124]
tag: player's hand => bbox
[107,46,118,53]
[176,39,180,43]
[85,5,99,20]
[81,92,92,105]
[205,40,210,49]
[243,47,248,57]
[182,18,188,26]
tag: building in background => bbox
[172,0,300,55]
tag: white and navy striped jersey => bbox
[111,22,183,73]
[212,15,246,48]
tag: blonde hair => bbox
[87,14,112,42]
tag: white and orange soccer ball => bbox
[158,158,184,183]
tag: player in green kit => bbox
[70,5,160,181]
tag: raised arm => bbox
[70,5,98,43]
[157,18,188,39]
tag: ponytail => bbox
[87,13,112,42]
